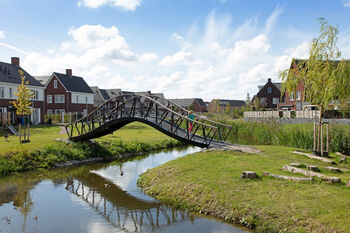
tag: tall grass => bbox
[226,120,350,154]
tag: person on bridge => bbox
[188,111,195,133]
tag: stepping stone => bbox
[241,171,257,179]
[307,165,320,172]
[325,177,342,184]
[325,166,342,173]
[340,157,347,163]
[290,163,302,167]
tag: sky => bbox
[1,0,350,101]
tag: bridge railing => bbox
[65,94,231,145]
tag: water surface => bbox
[0,147,248,233]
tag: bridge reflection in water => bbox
[66,172,194,232]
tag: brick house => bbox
[252,78,281,109]
[169,98,207,112]
[278,59,308,110]
[0,57,45,124]
[45,69,94,118]
[208,99,246,112]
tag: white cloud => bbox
[158,50,196,66]
[0,30,5,39]
[0,41,27,54]
[77,0,142,11]
[343,0,350,7]
[21,9,320,101]
[139,53,158,62]
[264,6,283,34]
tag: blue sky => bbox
[1,0,350,100]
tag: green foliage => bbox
[226,120,350,154]
[139,147,350,233]
[11,70,35,116]
[279,18,350,114]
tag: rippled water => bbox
[0,147,248,233]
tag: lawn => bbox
[0,122,179,155]
[138,145,350,233]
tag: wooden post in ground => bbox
[317,122,321,155]
[325,122,329,157]
[320,122,324,157]
[313,120,317,155]
[19,122,21,143]
[27,115,30,142]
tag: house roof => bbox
[216,99,246,107]
[273,83,282,91]
[195,98,206,107]
[34,75,50,86]
[53,72,94,94]
[0,62,44,87]
[99,89,110,100]
[169,98,195,107]
[169,98,206,107]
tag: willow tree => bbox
[11,69,34,143]
[279,18,350,156]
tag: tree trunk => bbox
[27,115,30,141]
[313,121,317,155]
[19,122,21,143]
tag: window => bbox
[47,109,53,115]
[47,95,52,103]
[273,98,279,105]
[9,88,12,98]
[290,93,294,101]
[54,80,58,89]
[55,94,65,103]
[76,95,79,103]
[85,96,88,103]
[31,90,39,100]
[267,87,272,94]
[0,87,4,98]
[260,98,266,105]
[296,91,301,101]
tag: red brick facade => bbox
[45,75,94,114]
[0,98,44,123]
[253,79,281,109]
[192,100,207,112]
[278,79,305,110]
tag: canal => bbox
[0,146,248,233]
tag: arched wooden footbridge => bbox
[65,94,232,148]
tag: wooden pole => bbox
[320,122,323,157]
[27,115,30,142]
[19,121,21,143]
[326,123,329,156]
[317,122,320,155]
[313,120,317,155]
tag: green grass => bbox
[138,146,350,233]
[0,122,185,176]
[0,122,181,155]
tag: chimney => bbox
[11,57,20,67]
[66,69,72,77]
[268,78,271,83]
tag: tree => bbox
[11,69,34,143]
[279,18,350,155]
[188,104,194,111]
[245,93,251,106]
[225,102,231,114]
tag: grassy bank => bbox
[138,146,350,233]
[0,122,185,176]
[223,120,350,155]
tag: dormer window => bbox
[54,80,57,89]
[267,87,272,94]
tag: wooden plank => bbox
[292,151,335,164]
[283,165,341,183]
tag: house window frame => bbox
[267,87,272,94]
[54,94,65,104]
[47,95,52,104]
[54,80,58,89]
[9,87,12,98]
[296,91,301,101]
[0,87,4,98]
[290,93,294,101]
[273,98,279,105]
